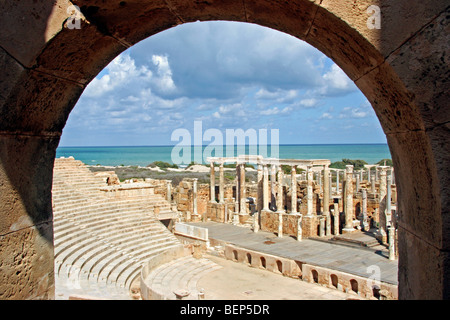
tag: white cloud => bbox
[299,98,318,108]
[151,55,177,94]
[339,106,370,119]
[320,112,333,120]
[84,54,151,98]
[261,106,292,115]
[318,63,357,96]
[61,21,385,146]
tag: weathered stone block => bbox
[0,222,54,300]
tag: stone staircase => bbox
[52,157,183,299]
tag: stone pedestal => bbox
[302,215,318,238]
[207,202,226,222]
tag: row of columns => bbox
[205,158,396,260]
[208,161,334,220]
[207,162,395,229]
[332,166,395,195]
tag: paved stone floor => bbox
[188,222,398,285]
[197,254,363,300]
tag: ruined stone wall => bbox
[174,180,193,220]
[173,179,209,221]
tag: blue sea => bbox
[56,144,391,167]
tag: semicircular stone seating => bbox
[52,157,185,299]
[142,256,223,300]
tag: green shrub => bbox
[148,161,179,170]
[376,159,393,166]
[281,165,304,174]
[330,158,368,170]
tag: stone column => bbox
[333,202,340,235]
[297,214,303,241]
[166,180,172,203]
[270,164,277,211]
[379,167,388,242]
[233,165,239,225]
[192,178,198,216]
[263,165,269,211]
[336,170,340,195]
[362,189,369,231]
[224,202,229,224]
[323,165,330,216]
[343,165,354,233]
[388,226,396,260]
[368,169,371,182]
[253,211,259,233]
[306,166,313,216]
[276,165,284,212]
[291,165,297,214]
[257,164,263,212]
[278,211,283,238]
[235,163,240,209]
[317,171,322,188]
[371,174,376,193]
[356,172,360,192]
[323,165,331,236]
[386,172,392,227]
[319,216,325,237]
[239,163,247,215]
[210,161,215,203]
[329,172,333,199]
[219,162,224,203]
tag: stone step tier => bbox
[52,157,182,300]
[142,256,223,300]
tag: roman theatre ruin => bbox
[0,1,448,300]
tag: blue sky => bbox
[59,21,387,147]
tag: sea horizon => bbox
[58,142,388,148]
[56,143,391,167]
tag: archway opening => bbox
[1,1,447,300]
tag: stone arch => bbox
[232,250,238,262]
[276,260,283,274]
[330,274,339,289]
[260,256,266,269]
[350,279,359,294]
[0,1,448,300]
[246,253,252,265]
[311,269,319,284]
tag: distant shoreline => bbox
[58,143,389,148]
[56,144,391,167]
